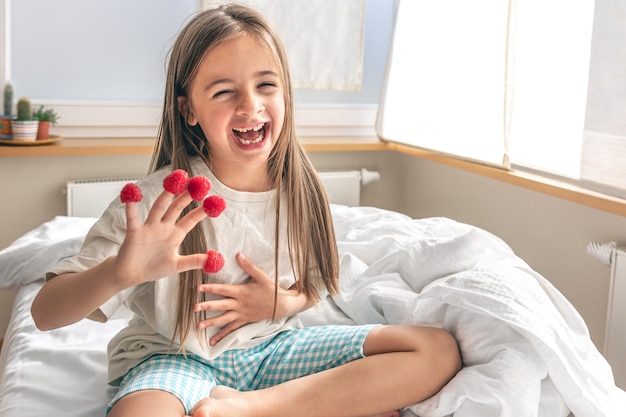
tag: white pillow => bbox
[0,216,96,288]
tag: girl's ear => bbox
[177,96,198,126]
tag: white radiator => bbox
[66,178,141,218]
[588,241,626,389]
[65,169,380,218]
[318,169,380,208]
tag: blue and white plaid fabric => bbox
[108,324,377,414]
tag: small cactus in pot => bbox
[12,97,39,142]
[3,82,12,116]
[0,83,12,139]
[17,97,34,120]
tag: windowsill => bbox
[0,136,387,157]
[387,142,626,218]
[0,136,624,218]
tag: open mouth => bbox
[232,123,266,145]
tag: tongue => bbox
[235,129,260,141]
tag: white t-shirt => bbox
[48,158,301,384]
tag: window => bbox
[1,0,393,138]
[378,0,625,197]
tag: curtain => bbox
[581,0,626,192]
[201,0,365,91]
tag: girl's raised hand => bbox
[194,252,311,345]
[114,189,208,288]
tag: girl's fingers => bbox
[209,321,244,345]
[144,190,176,223]
[197,283,241,298]
[196,311,247,346]
[176,253,208,273]
[176,205,208,234]
[197,310,237,329]
[194,297,237,313]
[125,202,141,231]
[235,252,266,281]
[161,191,194,223]
[141,189,205,231]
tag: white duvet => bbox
[317,206,626,417]
[0,206,624,417]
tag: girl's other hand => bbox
[114,190,208,288]
[195,252,310,345]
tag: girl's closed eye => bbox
[258,82,279,95]
[213,89,234,98]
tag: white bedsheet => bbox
[0,207,624,417]
[0,281,129,417]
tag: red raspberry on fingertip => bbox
[188,175,212,201]
[120,183,143,203]
[204,250,225,274]
[203,195,227,218]
[163,169,189,195]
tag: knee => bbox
[426,328,462,381]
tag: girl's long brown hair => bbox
[150,4,339,349]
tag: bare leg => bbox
[193,389,402,417]
[107,390,186,417]
[363,412,400,417]
[191,325,461,417]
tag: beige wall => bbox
[0,154,153,248]
[1,150,625,354]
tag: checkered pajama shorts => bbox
[107,324,378,414]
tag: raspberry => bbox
[188,175,212,201]
[163,169,189,195]
[203,195,227,218]
[204,250,225,274]
[120,183,143,203]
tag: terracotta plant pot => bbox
[0,115,12,139]
[37,121,50,140]
[12,120,40,142]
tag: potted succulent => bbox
[0,82,13,139]
[12,97,39,142]
[33,105,59,140]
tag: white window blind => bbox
[580,0,626,193]
[201,0,366,91]
[378,0,624,196]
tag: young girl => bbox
[31,4,461,417]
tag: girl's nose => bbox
[237,92,264,117]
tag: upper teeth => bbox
[233,124,263,133]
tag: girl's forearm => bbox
[31,256,128,331]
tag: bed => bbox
[0,205,624,417]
